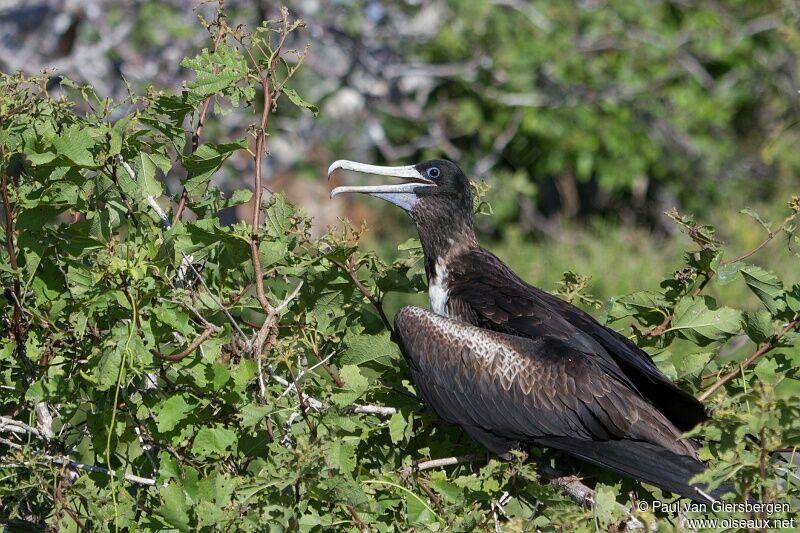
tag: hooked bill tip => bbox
[327,160,347,179]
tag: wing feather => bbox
[395,305,695,459]
[393,305,725,500]
[446,247,707,431]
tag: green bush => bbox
[1,7,799,532]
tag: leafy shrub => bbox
[1,6,799,532]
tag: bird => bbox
[329,158,728,503]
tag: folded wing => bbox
[395,305,727,502]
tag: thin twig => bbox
[267,366,324,410]
[277,351,333,400]
[699,314,800,401]
[251,280,303,358]
[399,452,486,478]
[179,251,247,340]
[151,324,219,362]
[248,58,275,318]
[345,505,369,533]
[331,258,394,336]
[1,165,35,381]
[285,364,316,440]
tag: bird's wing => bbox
[394,306,729,503]
[446,247,707,431]
[395,306,693,456]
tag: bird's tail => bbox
[537,437,734,504]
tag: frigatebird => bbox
[329,159,726,503]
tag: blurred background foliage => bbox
[1,0,797,300]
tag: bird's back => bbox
[441,246,708,431]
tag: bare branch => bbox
[150,323,220,362]
[699,314,800,401]
[0,416,44,440]
[2,437,158,487]
[350,404,397,417]
[179,251,248,341]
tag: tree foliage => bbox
[1,5,800,532]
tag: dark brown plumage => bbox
[329,158,726,503]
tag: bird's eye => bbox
[427,167,441,179]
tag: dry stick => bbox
[172,27,225,225]
[151,323,220,362]
[399,452,486,478]
[699,314,800,401]
[1,437,158,487]
[350,404,397,417]
[179,251,248,341]
[266,367,395,417]
[0,416,45,439]
[286,365,317,439]
[345,505,369,533]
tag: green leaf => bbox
[740,265,786,316]
[715,260,744,284]
[740,208,771,231]
[338,365,369,393]
[159,484,192,532]
[332,365,370,407]
[259,240,288,267]
[406,491,434,524]
[340,331,397,366]
[281,87,319,115]
[675,351,713,378]
[181,44,248,99]
[388,411,406,444]
[328,440,356,474]
[741,310,775,344]
[667,296,741,346]
[787,284,800,313]
[192,426,237,456]
[156,395,195,433]
[95,345,123,390]
[239,404,273,430]
[776,378,800,400]
[594,484,622,528]
[132,152,165,198]
[606,290,667,322]
[51,126,98,167]
[181,139,248,201]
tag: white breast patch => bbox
[428,259,450,317]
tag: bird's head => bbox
[328,159,473,223]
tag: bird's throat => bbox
[428,257,450,317]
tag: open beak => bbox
[328,160,435,204]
